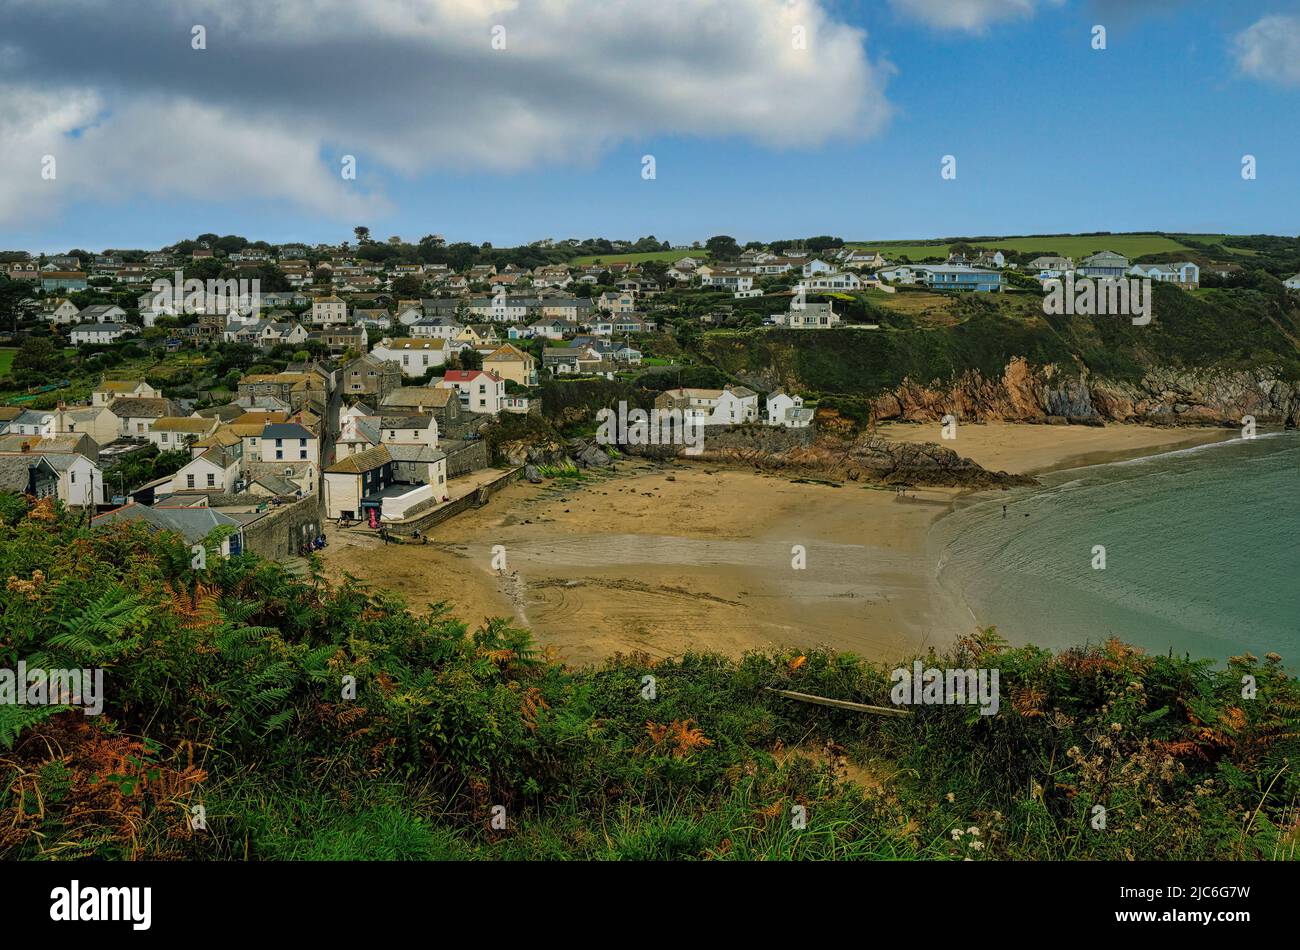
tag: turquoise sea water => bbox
[931,432,1300,663]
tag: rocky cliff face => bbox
[869,357,1300,427]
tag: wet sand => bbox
[319,424,1233,667]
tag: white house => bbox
[4,409,55,437]
[171,447,241,493]
[801,259,834,277]
[654,384,759,425]
[93,379,159,407]
[146,417,220,452]
[311,295,348,325]
[76,304,127,324]
[370,337,450,378]
[1285,274,1300,290]
[41,453,106,507]
[1128,262,1200,288]
[45,299,81,325]
[878,265,917,285]
[766,390,814,428]
[438,369,505,414]
[800,272,861,292]
[72,323,135,345]
[771,301,840,329]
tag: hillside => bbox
[848,232,1262,261]
[691,283,1300,427]
[1,496,1297,860]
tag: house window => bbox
[207,473,216,487]
[276,450,283,460]
[187,474,195,488]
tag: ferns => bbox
[0,703,67,750]
[35,585,151,666]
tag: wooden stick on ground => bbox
[765,687,911,717]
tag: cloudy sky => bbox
[2,0,1298,251]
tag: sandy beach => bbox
[319,423,1238,667]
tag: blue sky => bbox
[2,0,1299,252]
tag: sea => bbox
[930,431,1300,663]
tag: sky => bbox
[1,0,1299,252]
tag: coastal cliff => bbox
[868,357,1300,427]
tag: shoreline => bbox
[319,422,1240,668]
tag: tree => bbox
[0,277,35,332]
[706,235,740,260]
[392,275,424,298]
[13,337,61,375]
[354,226,371,245]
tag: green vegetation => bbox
[0,349,14,379]
[2,499,1296,860]
[849,232,1258,263]
[682,280,1300,398]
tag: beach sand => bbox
[873,421,1238,475]
[319,423,1235,667]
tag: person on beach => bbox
[1003,505,1007,518]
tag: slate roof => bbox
[325,443,391,474]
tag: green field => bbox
[848,233,1254,261]
[0,349,13,378]
[570,249,709,265]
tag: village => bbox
[0,233,1288,565]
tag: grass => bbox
[848,233,1253,262]
[0,349,14,379]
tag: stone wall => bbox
[237,494,324,560]
[441,438,490,477]
[385,467,520,536]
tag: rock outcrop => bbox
[632,429,1032,489]
[869,357,1300,427]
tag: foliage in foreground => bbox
[0,494,1297,861]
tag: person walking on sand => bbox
[1003,504,1007,518]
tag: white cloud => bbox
[1232,15,1300,87]
[889,0,1062,33]
[0,0,893,226]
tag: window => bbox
[207,473,216,487]
[70,470,76,484]
[187,474,195,488]
[276,450,283,460]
